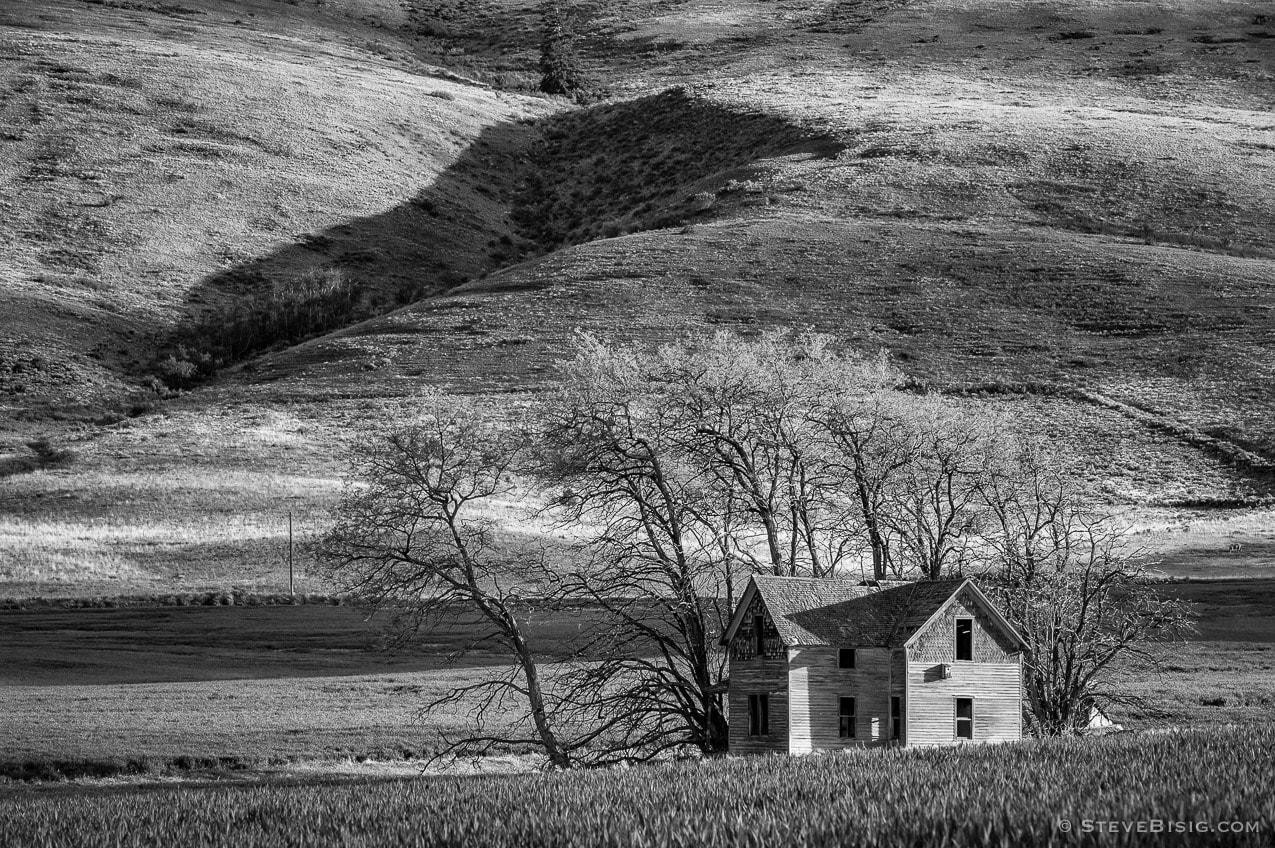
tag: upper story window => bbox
[838,648,856,669]
[753,615,766,656]
[955,618,973,661]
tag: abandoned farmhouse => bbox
[722,576,1028,754]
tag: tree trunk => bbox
[512,635,572,769]
[705,697,730,754]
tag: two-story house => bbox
[720,575,1027,753]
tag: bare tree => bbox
[535,335,734,757]
[880,402,998,580]
[979,445,1196,734]
[662,331,855,578]
[815,384,915,581]
[979,439,1099,581]
[317,392,574,768]
[527,330,920,758]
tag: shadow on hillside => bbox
[514,87,844,249]
[158,87,843,383]
[177,117,536,325]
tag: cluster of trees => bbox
[320,331,1193,765]
[157,268,361,390]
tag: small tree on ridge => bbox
[538,0,584,97]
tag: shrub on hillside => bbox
[7,438,77,473]
[538,0,585,98]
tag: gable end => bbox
[729,591,785,660]
[907,584,1022,664]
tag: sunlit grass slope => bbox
[1,0,1272,595]
[0,0,553,415]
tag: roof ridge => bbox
[746,575,973,649]
[753,574,869,582]
[881,578,940,643]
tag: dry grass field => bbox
[0,602,593,774]
[0,583,1272,781]
[0,1,1272,594]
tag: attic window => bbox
[955,618,973,661]
[753,615,765,656]
[838,648,856,669]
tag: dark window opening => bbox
[890,696,903,741]
[838,696,856,738]
[748,694,770,736]
[753,615,765,656]
[955,697,974,739]
[838,648,856,669]
[955,618,973,661]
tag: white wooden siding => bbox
[787,647,894,751]
[904,658,1022,745]
[904,585,1023,746]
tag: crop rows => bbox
[2,725,1272,847]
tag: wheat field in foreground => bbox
[1,726,1272,848]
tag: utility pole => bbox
[288,510,295,596]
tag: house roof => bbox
[721,575,1024,650]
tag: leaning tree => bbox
[317,391,576,767]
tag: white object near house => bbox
[1084,704,1122,733]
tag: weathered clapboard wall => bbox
[890,648,907,745]
[728,654,789,754]
[905,588,1023,745]
[788,647,893,752]
[904,661,1022,744]
[728,591,789,753]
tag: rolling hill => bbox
[1,0,1272,597]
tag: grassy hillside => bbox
[0,0,553,416]
[0,0,1272,595]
